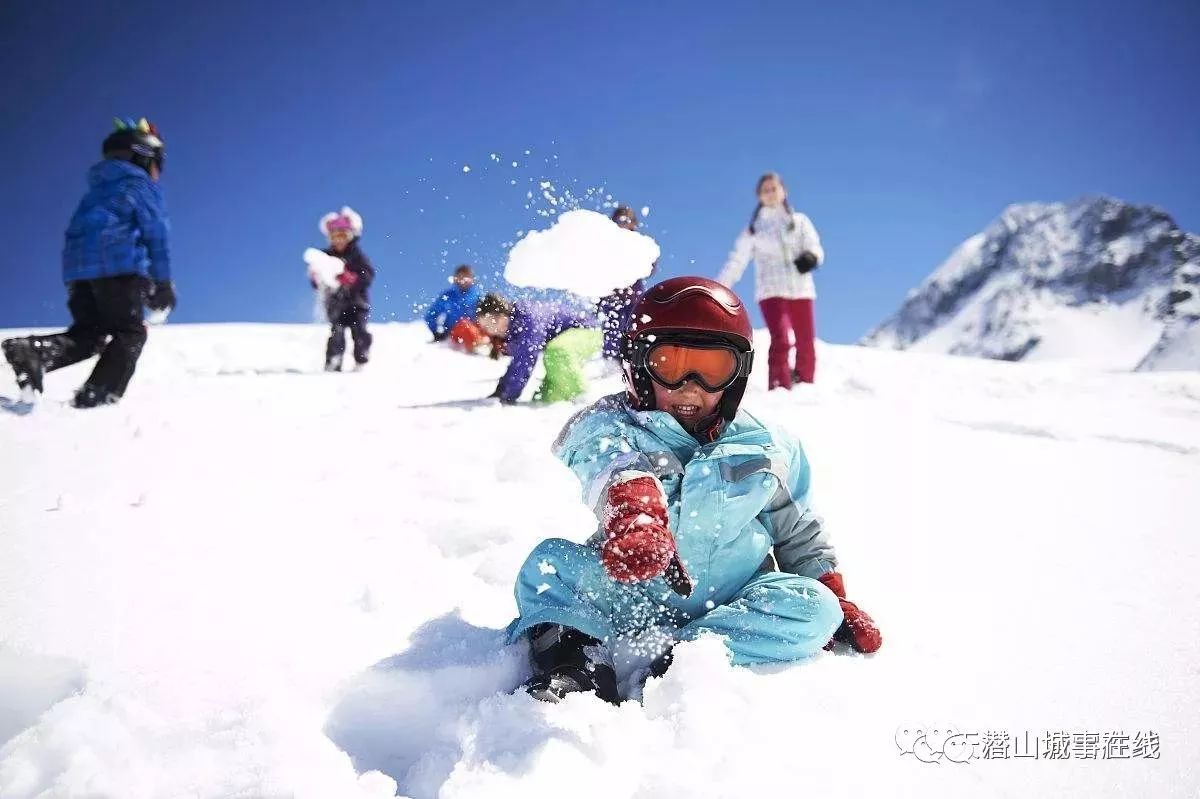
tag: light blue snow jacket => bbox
[552,393,838,617]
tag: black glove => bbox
[146,280,176,312]
[794,252,819,274]
[432,330,449,343]
[488,386,516,405]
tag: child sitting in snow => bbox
[425,264,484,345]
[507,276,882,703]
[315,207,375,371]
[476,292,601,404]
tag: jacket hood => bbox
[88,159,151,188]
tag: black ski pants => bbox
[31,276,147,397]
[326,305,372,366]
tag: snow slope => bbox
[863,196,1200,371]
[1,322,1198,798]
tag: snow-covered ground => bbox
[1,322,1198,798]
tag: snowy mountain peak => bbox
[863,196,1200,370]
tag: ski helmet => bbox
[622,276,754,437]
[102,118,165,175]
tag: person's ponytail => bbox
[748,202,763,234]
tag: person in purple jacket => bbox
[597,206,655,361]
[476,293,601,404]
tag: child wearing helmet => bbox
[316,207,375,371]
[507,276,881,704]
[3,117,174,408]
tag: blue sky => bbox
[1,0,1197,342]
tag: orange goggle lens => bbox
[646,343,739,390]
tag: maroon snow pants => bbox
[759,297,816,389]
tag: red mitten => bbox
[601,473,676,583]
[818,571,882,653]
[337,271,359,287]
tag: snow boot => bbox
[522,623,620,705]
[3,338,45,394]
[324,354,343,372]
[648,647,674,679]
[71,384,120,409]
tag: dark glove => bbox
[818,571,882,653]
[146,280,176,312]
[794,252,819,274]
[432,330,449,343]
[487,386,516,404]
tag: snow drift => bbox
[1,322,1197,798]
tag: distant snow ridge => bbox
[862,196,1200,371]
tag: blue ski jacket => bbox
[552,394,839,616]
[62,160,171,284]
[424,283,483,336]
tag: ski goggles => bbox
[644,341,743,392]
[130,141,165,173]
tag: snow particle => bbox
[462,165,471,173]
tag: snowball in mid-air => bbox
[504,209,660,297]
[641,206,650,217]
[304,248,345,289]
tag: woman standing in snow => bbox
[717,173,824,389]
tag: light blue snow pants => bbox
[506,538,843,666]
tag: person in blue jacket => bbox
[424,264,483,342]
[3,118,175,408]
[476,292,601,404]
[508,276,883,704]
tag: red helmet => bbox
[622,276,755,435]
